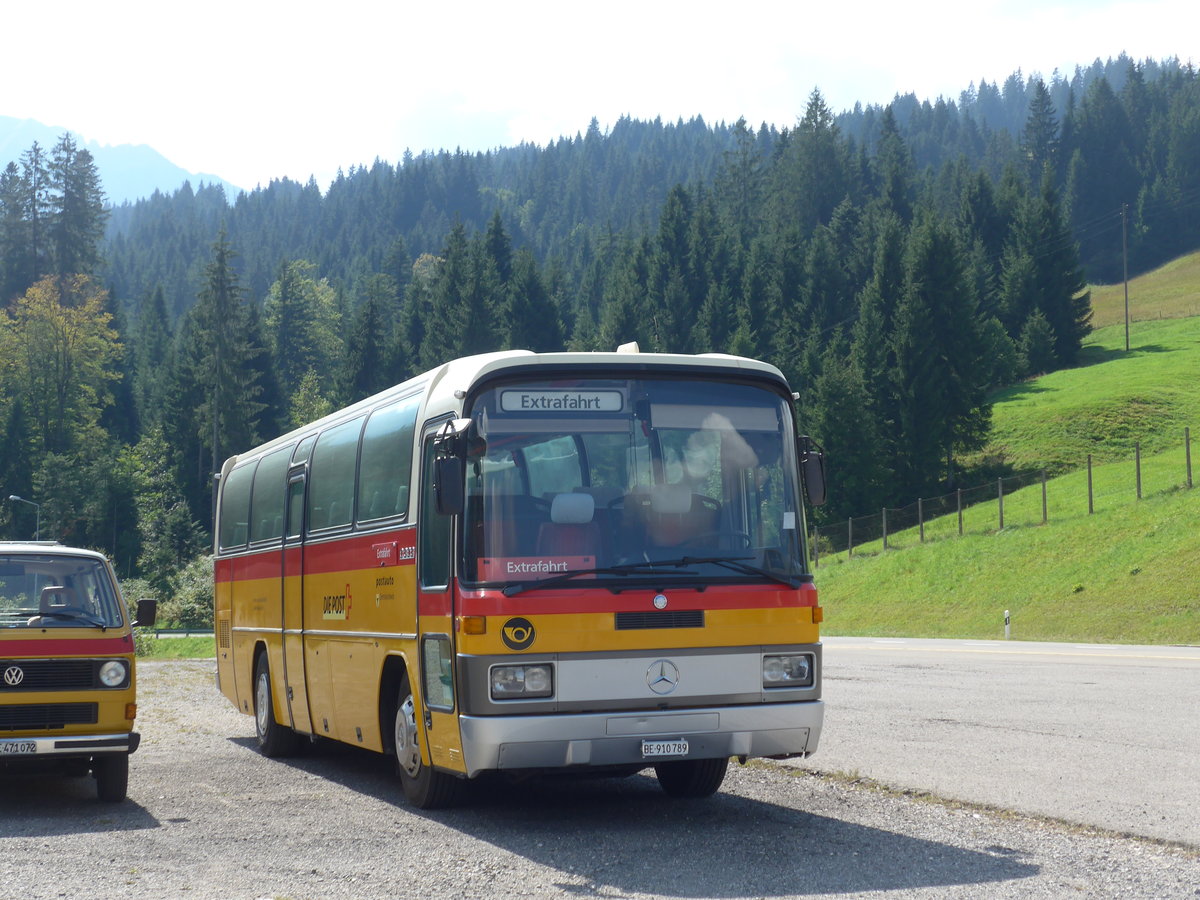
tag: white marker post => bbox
[1005,609,1011,640]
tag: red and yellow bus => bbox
[214,347,826,807]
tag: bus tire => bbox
[654,757,729,798]
[394,675,464,809]
[94,753,129,802]
[254,653,301,758]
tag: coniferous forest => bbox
[1,55,1198,617]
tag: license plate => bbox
[641,739,688,758]
[1,741,37,755]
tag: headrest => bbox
[649,483,692,515]
[550,492,595,524]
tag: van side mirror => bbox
[133,598,157,628]
[799,436,827,507]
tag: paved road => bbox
[2,661,1197,899]
[791,637,1200,847]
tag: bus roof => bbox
[221,348,789,474]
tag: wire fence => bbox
[812,427,1194,564]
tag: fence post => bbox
[882,508,888,550]
[957,488,963,536]
[997,478,1004,529]
[918,497,925,542]
[848,518,853,558]
[1187,427,1193,489]
[1136,442,1142,499]
[812,528,819,568]
[1041,469,1048,524]
[1088,454,1094,514]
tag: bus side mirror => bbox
[133,598,157,628]
[434,456,465,516]
[799,436,827,507]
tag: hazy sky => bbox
[4,0,1194,192]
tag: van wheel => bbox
[254,654,301,757]
[94,754,129,802]
[654,757,729,798]
[394,674,464,809]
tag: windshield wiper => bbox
[655,555,803,589]
[501,561,699,597]
[38,610,108,630]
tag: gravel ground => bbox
[1,659,1197,900]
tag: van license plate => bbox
[642,739,688,758]
[1,741,37,755]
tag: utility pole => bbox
[1122,203,1130,352]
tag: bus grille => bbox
[0,660,97,692]
[217,618,232,649]
[0,703,99,731]
[615,610,705,630]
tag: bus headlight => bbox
[490,664,553,699]
[763,654,813,688]
[99,660,129,688]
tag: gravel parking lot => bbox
[1,659,1196,899]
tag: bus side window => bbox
[357,396,418,524]
[308,416,365,533]
[419,435,450,588]
[250,447,292,543]
[218,462,256,551]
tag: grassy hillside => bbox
[1089,249,1200,329]
[816,255,1200,645]
[974,315,1200,474]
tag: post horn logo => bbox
[501,617,536,651]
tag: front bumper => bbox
[458,700,823,777]
[0,731,140,758]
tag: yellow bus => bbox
[214,346,826,807]
[1,542,156,802]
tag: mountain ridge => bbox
[0,115,243,205]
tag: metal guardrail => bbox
[150,629,215,638]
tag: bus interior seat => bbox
[537,492,599,557]
[643,485,720,547]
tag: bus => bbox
[214,345,826,807]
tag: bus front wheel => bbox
[253,654,302,758]
[654,757,729,798]
[394,675,464,809]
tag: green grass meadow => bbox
[816,262,1200,646]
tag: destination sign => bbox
[500,389,624,413]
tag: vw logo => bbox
[3,666,24,687]
[646,659,680,695]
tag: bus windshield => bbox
[462,376,806,589]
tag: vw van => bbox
[0,542,155,801]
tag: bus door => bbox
[415,425,466,773]
[282,466,313,734]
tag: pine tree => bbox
[49,133,108,278]
[189,228,265,479]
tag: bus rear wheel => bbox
[654,757,729,798]
[394,675,464,809]
[254,654,302,758]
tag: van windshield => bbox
[461,376,807,589]
[0,554,124,629]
